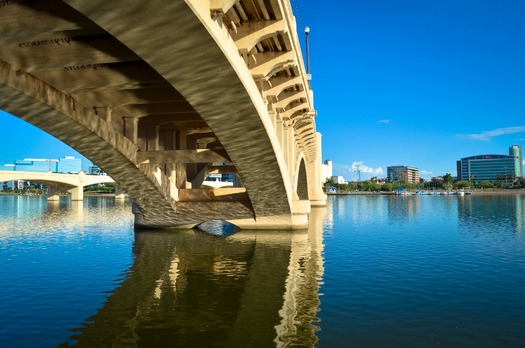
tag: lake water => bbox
[1,194,525,347]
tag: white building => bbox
[322,159,333,183]
[331,175,345,184]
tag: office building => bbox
[509,145,524,178]
[331,175,345,184]
[0,156,82,173]
[456,145,523,182]
[387,165,420,184]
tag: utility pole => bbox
[354,164,361,191]
[354,164,361,182]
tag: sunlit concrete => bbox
[0,170,115,201]
[0,0,326,229]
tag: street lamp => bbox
[304,26,311,80]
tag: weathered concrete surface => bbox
[0,0,326,229]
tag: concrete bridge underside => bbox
[0,0,326,229]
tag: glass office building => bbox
[456,145,523,182]
[0,156,82,173]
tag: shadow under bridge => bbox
[0,0,326,229]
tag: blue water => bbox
[1,194,525,347]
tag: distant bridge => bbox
[0,0,326,229]
[0,170,115,201]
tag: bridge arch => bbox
[0,0,326,229]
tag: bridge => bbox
[0,0,326,229]
[0,170,116,201]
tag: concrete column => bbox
[268,110,277,131]
[282,123,291,173]
[95,106,112,123]
[123,116,138,144]
[289,127,296,185]
[283,122,294,180]
[163,130,179,200]
[69,186,84,201]
[309,132,327,206]
[150,125,160,151]
[276,117,284,149]
[166,163,178,200]
[176,130,188,189]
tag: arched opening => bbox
[195,219,241,237]
[296,158,309,200]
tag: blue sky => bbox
[296,0,525,180]
[2,1,525,179]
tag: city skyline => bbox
[2,1,525,180]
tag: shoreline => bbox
[328,189,525,196]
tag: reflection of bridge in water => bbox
[60,207,326,347]
[0,170,116,201]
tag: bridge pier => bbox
[47,195,60,202]
[69,186,84,201]
[1,0,326,230]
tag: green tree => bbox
[454,180,471,189]
[324,178,335,192]
[480,180,494,189]
[368,182,381,191]
[443,173,453,184]
[338,183,350,192]
[381,183,393,192]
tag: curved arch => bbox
[295,154,309,201]
[0,0,324,228]
[0,60,181,227]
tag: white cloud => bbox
[459,126,525,141]
[345,161,383,180]
[378,119,390,124]
[351,162,384,174]
[333,162,384,181]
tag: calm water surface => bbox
[1,194,525,347]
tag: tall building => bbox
[456,145,523,182]
[387,165,420,184]
[0,156,82,173]
[509,145,523,178]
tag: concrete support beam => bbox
[266,76,302,99]
[69,186,84,201]
[280,102,308,120]
[250,51,296,79]
[210,0,238,15]
[274,91,303,110]
[233,20,286,54]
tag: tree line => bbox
[325,174,525,193]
